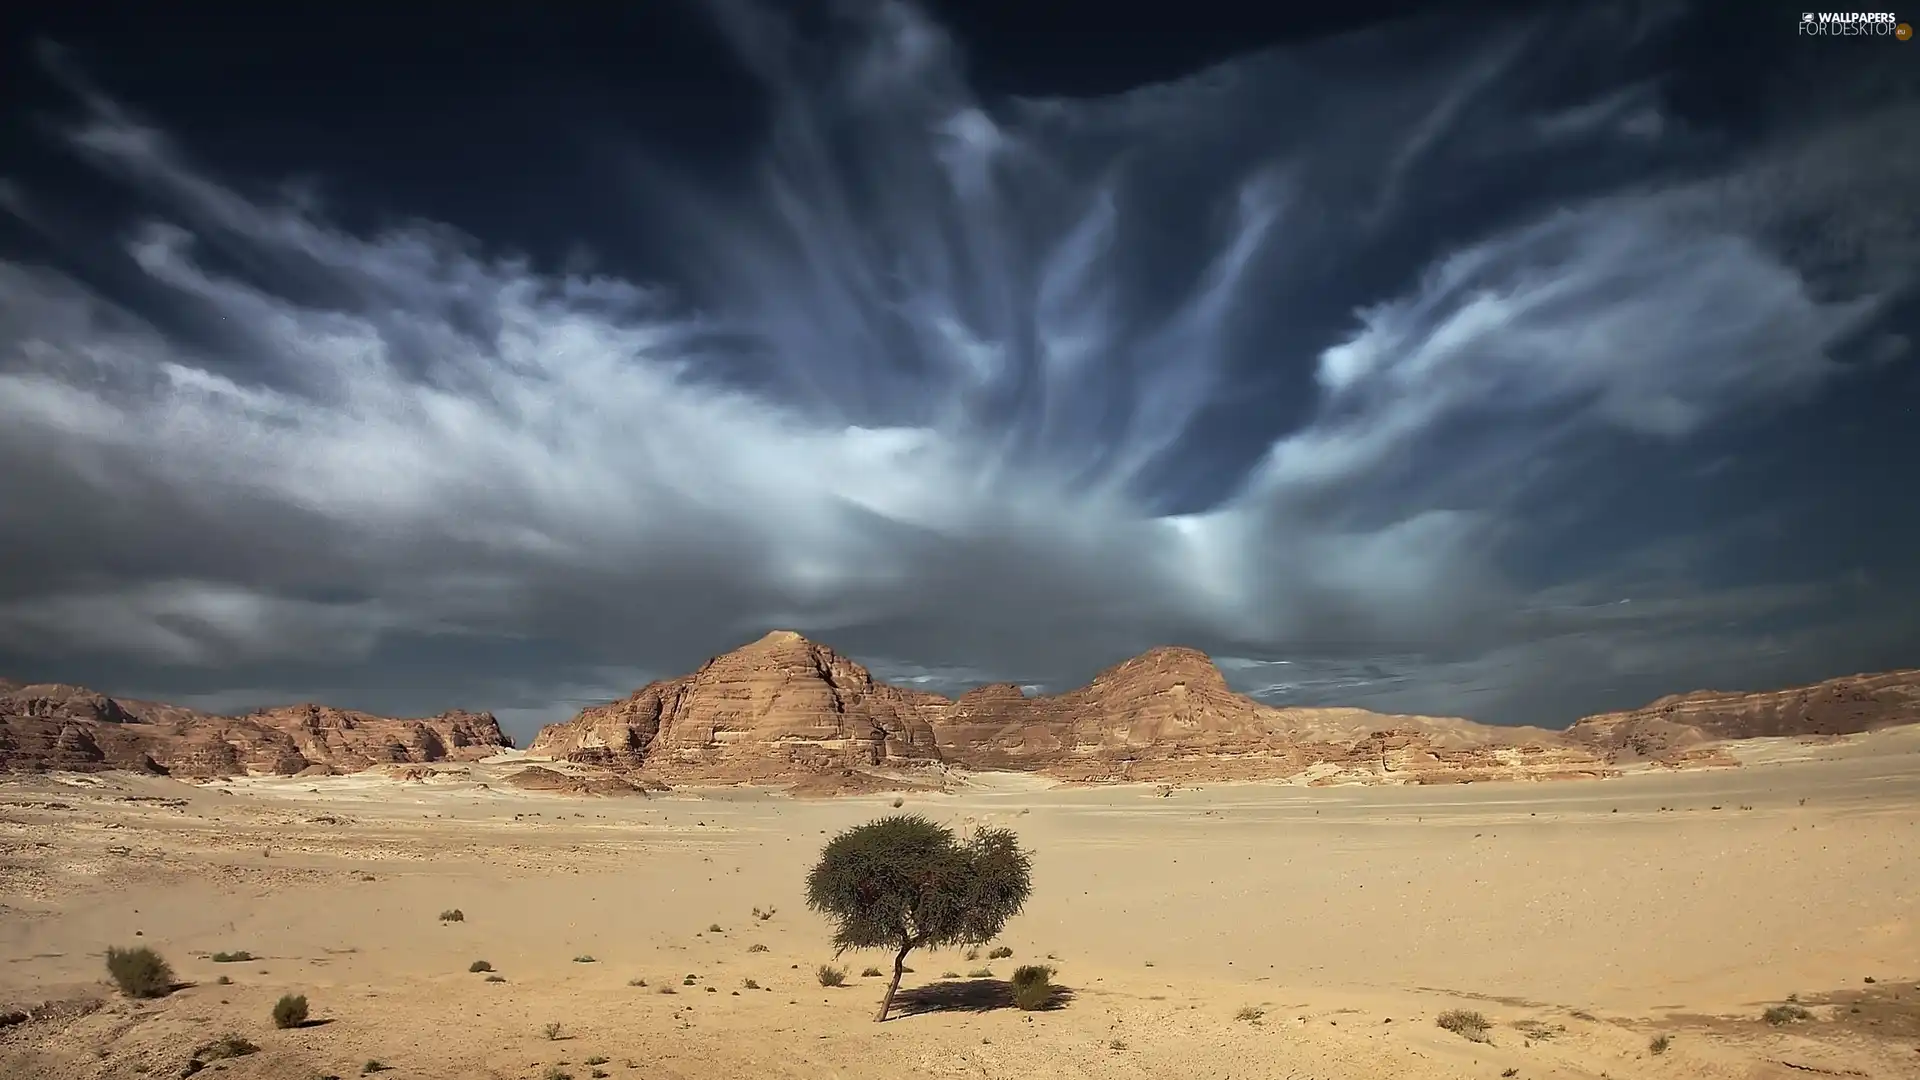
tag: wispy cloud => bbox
[0,1,1913,737]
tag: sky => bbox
[0,0,1915,742]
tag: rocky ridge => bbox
[0,682,512,777]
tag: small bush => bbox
[1010,965,1053,1011]
[748,943,769,953]
[362,1062,386,1075]
[485,974,507,983]
[658,985,676,994]
[469,960,493,973]
[439,909,464,922]
[683,975,696,986]
[988,946,1013,959]
[215,975,232,985]
[543,1069,572,1080]
[210,950,254,963]
[892,797,904,808]
[743,978,760,990]
[193,1034,259,1061]
[627,978,646,987]
[860,966,882,977]
[708,923,723,933]
[1235,1006,1265,1022]
[574,955,596,963]
[817,964,847,987]
[271,993,308,1029]
[752,906,775,921]
[1763,1004,1812,1025]
[543,1021,564,1040]
[585,1057,608,1067]
[968,967,994,978]
[1649,1033,1671,1054]
[1436,1009,1491,1042]
[105,945,174,999]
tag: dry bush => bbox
[469,960,493,973]
[1649,1033,1671,1054]
[209,950,253,963]
[988,946,1013,959]
[271,993,308,1029]
[439,909,464,922]
[1235,1006,1265,1022]
[105,946,174,999]
[1011,965,1054,1011]
[193,1034,259,1061]
[543,1021,564,1040]
[1437,1009,1491,1042]
[817,964,847,987]
[1763,1004,1812,1025]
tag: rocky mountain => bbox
[0,681,513,776]
[1565,668,1920,761]
[530,635,1614,785]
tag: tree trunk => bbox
[875,943,912,1022]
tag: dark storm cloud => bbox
[1,2,1914,739]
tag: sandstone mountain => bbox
[0,681,512,777]
[1564,667,1920,761]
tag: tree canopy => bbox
[805,814,1033,1020]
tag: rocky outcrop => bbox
[0,682,513,776]
[1566,668,1920,762]
[529,631,946,781]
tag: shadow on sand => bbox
[889,978,1076,1019]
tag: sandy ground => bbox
[2,729,1917,1080]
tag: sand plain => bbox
[2,728,1917,1080]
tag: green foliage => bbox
[105,945,174,998]
[805,814,1033,955]
[1011,965,1054,1011]
[271,993,308,1029]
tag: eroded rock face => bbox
[528,630,945,781]
[0,682,513,776]
[1566,668,1920,761]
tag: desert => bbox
[4,641,1919,1080]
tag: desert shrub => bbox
[105,945,174,999]
[942,970,959,978]
[817,964,847,987]
[968,967,993,978]
[210,950,253,963]
[584,1057,608,1067]
[1437,1009,1491,1042]
[362,1062,386,1075]
[743,978,760,990]
[748,943,769,953]
[486,974,506,983]
[658,985,676,994]
[806,814,1033,1021]
[708,923,723,933]
[752,906,775,921]
[1011,965,1053,1011]
[573,955,596,963]
[469,960,493,973]
[988,946,1013,959]
[1235,1006,1265,1022]
[891,797,904,808]
[1649,1034,1671,1054]
[271,993,308,1029]
[628,978,646,987]
[543,1069,572,1080]
[861,967,883,978]
[439,909,464,922]
[193,1034,259,1061]
[682,975,696,985]
[543,1021,564,1040]
[215,975,232,985]
[1763,1004,1812,1025]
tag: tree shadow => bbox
[889,978,1076,1019]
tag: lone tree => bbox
[805,814,1033,1022]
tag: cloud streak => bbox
[1,2,1914,737]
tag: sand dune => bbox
[3,728,1918,1079]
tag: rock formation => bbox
[527,630,945,781]
[1565,668,1920,762]
[0,682,512,777]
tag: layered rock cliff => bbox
[1565,668,1920,761]
[527,631,946,781]
[0,682,512,776]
